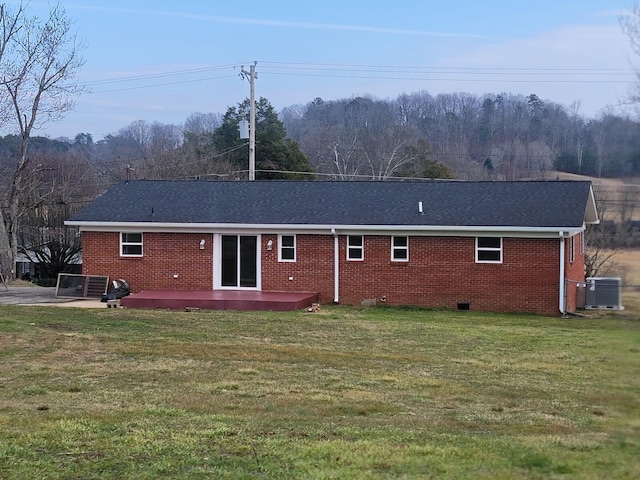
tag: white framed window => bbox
[569,235,575,263]
[121,232,143,257]
[391,236,409,262]
[347,235,364,261]
[476,237,502,263]
[579,231,585,255]
[278,234,296,262]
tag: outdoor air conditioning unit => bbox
[584,277,623,310]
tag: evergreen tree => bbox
[213,97,315,179]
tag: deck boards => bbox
[120,290,318,311]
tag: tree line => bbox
[283,93,640,180]
[30,91,640,188]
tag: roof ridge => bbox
[119,179,592,185]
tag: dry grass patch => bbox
[616,249,640,296]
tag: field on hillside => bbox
[546,172,640,222]
[601,248,640,314]
[616,249,640,286]
[0,305,638,479]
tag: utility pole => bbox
[241,63,257,181]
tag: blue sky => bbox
[4,0,633,140]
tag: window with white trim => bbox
[569,235,575,263]
[121,232,143,256]
[347,235,364,261]
[579,231,585,255]
[475,237,502,263]
[278,234,296,262]
[391,236,409,261]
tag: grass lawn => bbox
[0,304,638,479]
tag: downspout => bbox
[559,231,565,315]
[331,228,339,304]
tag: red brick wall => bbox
[81,231,571,315]
[261,234,334,301]
[564,233,586,313]
[341,236,549,313]
[261,235,564,315]
[82,231,213,291]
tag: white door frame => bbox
[213,233,261,290]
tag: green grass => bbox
[0,304,638,479]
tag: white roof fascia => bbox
[66,221,585,238]
[585,185,600,224]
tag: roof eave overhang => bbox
[584,184,600,224]
[65,221,584,238]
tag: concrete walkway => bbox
[0,285,104,308]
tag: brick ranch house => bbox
[65,180,599,316]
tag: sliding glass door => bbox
[220,235,257,288]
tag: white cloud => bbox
[426,23,635,115]
[442,24,629,69]
[66,3,483,38]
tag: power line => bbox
[257,61,634,84]
[259,60,633,73]
[82,62,251,94]
[79,60,635,96]
[84,63,245,86]
[88,74,238,94]
[260,71,632,85]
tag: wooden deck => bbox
[120,290,318,311]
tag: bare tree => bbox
[326,131,363,180]
[621,3,640,104]
[299,96,423,180]
[584,187,620,278]
[584,227,618,278]
[0,2,84,280]
[183,112,222,137]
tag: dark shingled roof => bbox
[68,180,594,228]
